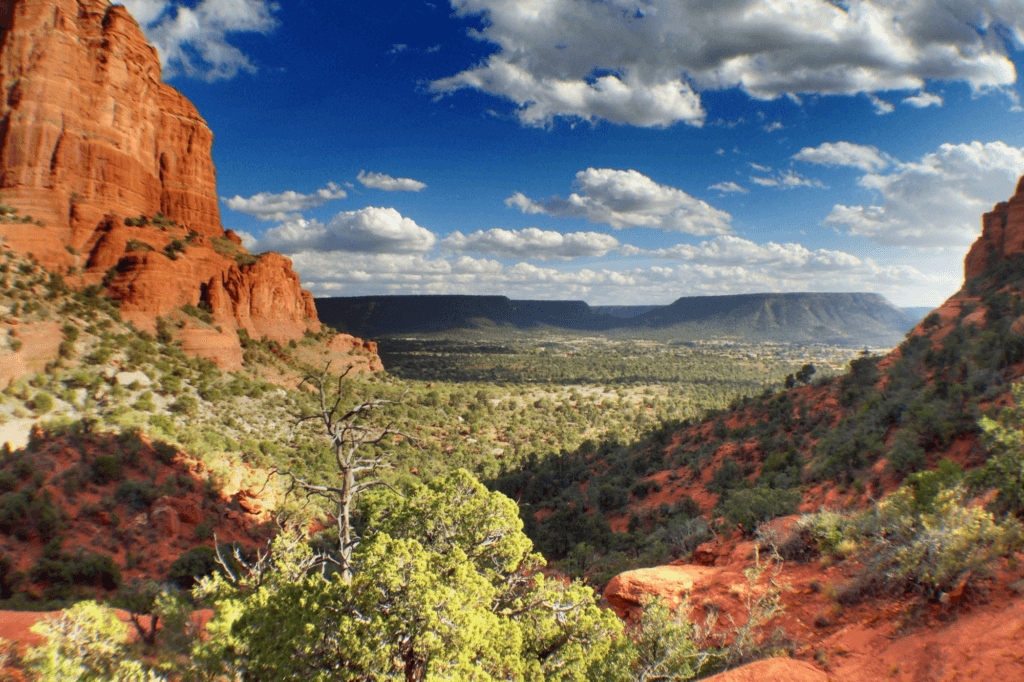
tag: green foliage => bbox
[976,382,1024,517]
[851,485,1021,597]
[27,391,53,414]
[716,487,801,534]
[91,455,122,484]
[26,601,163,681]
[220,470,632,681]
[114,479,159,510]
[31,541,121,592]
[167,545,242,590]
[126,239,154,252]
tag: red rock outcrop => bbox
[0,0,221,265]
[603,565,720,620]
[964,175,1024,280]
[700,658,827,682]
[0,0,382,372]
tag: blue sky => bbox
[118,0,1024,307]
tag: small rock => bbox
[115,371,152,388]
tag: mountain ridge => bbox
[316,291,920,346]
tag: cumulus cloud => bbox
[709,181,748,194]
[793,142,891,172]
[251,207,436,254]
[357,170,428,192]
[441,227,619,260]
[430,0,1022,128]
[619,235,878,271]
[117,0,278,81]
[288,242,933,304]
[222,183,348,222]
[506,168,732,236]
[903,91,944,108]
[823,141,1024,247]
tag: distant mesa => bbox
[316,292,921,347]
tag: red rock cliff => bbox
[0,0,379,372]
[964,176,1024,280]
[0,0,221,265]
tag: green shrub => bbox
[717,486,800,534]
[91,455,122,484]
[0,470,17,493]
[28,392,54,414]
[0,491,30,536]
[152,440,177,465]
[114,480,158,511]
[852,486,1021,597]
[170,394,197,415]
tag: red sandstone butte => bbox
[0,0,221,265]
[0,0,381,370]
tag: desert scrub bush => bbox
[25,387,53,413]
[90,455,122,484]
[770,509,850,562]
[975,382,1024,517]
[851,486,1021,598]
[114,480,158,510]
[717,486,801,534]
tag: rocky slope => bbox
[492,177,1024,680]
[0,0,379,373]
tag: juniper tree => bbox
[281,365,412,582]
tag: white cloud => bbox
[763,122,784,133]
[750,163,772,172]
[251,207,437,254]
[824,141,1024,247]
[903,91,944,108]
[794,142,891,172]
[222,183,348,222]
[290,241,933,305]
[709,181,748,194]
[749,170,824,189]
[441,227,619,260]
[117,0,278,81]
[506,168,732,236]
[430,0,1022,128]
[356,170,428,192]
[867,93,895,114]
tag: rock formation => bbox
[964,175,1024,280]
[0,0,221,263]
[0,0,379,370]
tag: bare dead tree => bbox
[279,364,413,583]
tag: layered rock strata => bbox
[0,0,378,370]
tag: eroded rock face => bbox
[0,0,383,372]
[964,176,1024,280]
[0,0,220,266]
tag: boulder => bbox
[153,496,201,525]
[150,505,180,538]
[115,371,152,388]
[699,658,827,682]
[604,565,719,619]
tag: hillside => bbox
[317,291,918,346]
